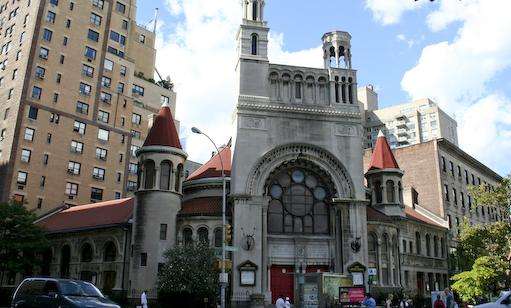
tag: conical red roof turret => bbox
[143,101,182,149]
[368,131,399,170]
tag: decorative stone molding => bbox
[237,101,361,119]
[245,143,354,198]
[240,116,267,130]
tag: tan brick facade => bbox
[0,0,175,213]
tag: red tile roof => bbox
[368,131,399,170]
[143,103,182,149]
[37,198,134,233]
[179,197,222,216]
[404,207,445,228]
[187,145,231,180]
[366,206,394,223]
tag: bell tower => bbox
[236,0,269,98]
[322,31,352,69]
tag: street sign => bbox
[368,268,377,275]
[226,246,238,252]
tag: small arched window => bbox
[334,76,339,103]
[60,245,71,278]
[252,0,258,20]
[198,227,209,245]
[398,182,403,204]
[348,77,353,104]
[415,232,421,255]
[175,164,183,192]
[440,237,445,258]
[425,234,431,257]
[433,235,439,258]
[81,243,93,262]
[381,234,389,261]
[160,161,172,190]
[214,228,222,248]
[251,34,258,55]
[374,181,382,204]
[183,227,193,246]
[386,180,395,203]
[341,77,346,103]
[143,160,155,189]
[104,241,117,262]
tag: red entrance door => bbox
[270,266,294,304]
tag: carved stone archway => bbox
[245,143,354,198]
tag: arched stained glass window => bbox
[267,166,332,235]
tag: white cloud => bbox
[396,33,419,48]
[365,0,425,25]
[156,0,321,163]
[401,0,511,175]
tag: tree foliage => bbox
[158,243,219,299]
[469,177,511,212]
[456,220,511,271]
[0,202,48,278]
[452,220,511,303]
[452,256,509,303]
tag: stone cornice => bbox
[237,100,362,119]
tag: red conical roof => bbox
[187,144,231,180]
[368,131,399,170]
[143,102,182,149]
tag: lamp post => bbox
[191,127,227,308]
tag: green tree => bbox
[452,256,509,303]
[456,220,511,271]
[469,176,511,212]
[158,243,219,302]
[0,201,48,283]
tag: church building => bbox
[32,1,450,306]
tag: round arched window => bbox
[267,167,331,235]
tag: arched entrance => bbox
[265,159,339,305]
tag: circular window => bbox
[270,185,283,199]
[291,170,305,183]
[314,187,326,200]
[305,175,317,188]
[277,172,291,186]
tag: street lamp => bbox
[191,127,227,308]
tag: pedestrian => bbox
[362,292,376,308]
[141,290,148,308]
[399,295,408,308]
[385,294,393,308]
[276,294,286,308]
[434,294,446,308]
[444,288,454,308]
[285,296,292,308]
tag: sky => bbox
[136,0,511,176]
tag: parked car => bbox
[475,291,511,308]
[11,278,120,308]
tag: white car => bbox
[475,291,511,308]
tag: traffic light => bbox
[225,224,232,244]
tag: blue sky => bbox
[136,0,511,176]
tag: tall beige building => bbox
[359,85,458,149]
[0,0,176,213]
